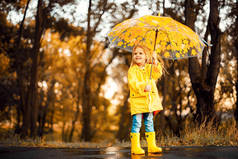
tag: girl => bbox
[128,44,163,155]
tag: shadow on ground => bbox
[0,145,238,159]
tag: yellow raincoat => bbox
[128,64,163,115]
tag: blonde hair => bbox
[157,52,165,73]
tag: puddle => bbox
[0,146,238,159]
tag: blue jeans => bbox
[131,112,154,133]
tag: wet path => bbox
[0,146,238,159]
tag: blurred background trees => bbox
[0,0,237,143]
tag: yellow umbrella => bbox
[107,15,205,59]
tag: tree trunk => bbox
[81,0,93,141]
[21,0,44,138]
[206,0,221,120]
[234,1,238,127]
[69,105,80,142]
[14,0,31,135]
[116,92,130,141]
[69,80,81,142]
[38,80,56,136]
[81,69,92,141]
[235,61,238,127]
[185,0,221,125]
[49,102,55,132]
[61,121,66,142]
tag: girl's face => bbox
[133,47,146,66]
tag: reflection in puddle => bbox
[104,146,130,158]
[148,153,163,157]
[131,153,163,159]
[103,147,164,159]
[105,147,119,155]
[131,154,145,159]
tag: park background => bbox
[0,0,237,147]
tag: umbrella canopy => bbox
[107,15,205,59]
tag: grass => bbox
[0,119,238,148]
[156,118,238,147]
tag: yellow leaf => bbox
[191,49,197,56]
[118,41,123,46]
[164,52,170,58]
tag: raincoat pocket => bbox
[130,95,149,115]
[130,96,147,104]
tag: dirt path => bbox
[0,145,238,159]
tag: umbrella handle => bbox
[153,29,159,51]
[149,58,154,80]
[150,29,158,80]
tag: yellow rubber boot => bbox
[145,132,162,153]
[130,133,145,155]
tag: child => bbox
[128,44,163,155]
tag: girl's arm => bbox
[151,63,163,80]
[148,52,163,80]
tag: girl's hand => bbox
[148,57,158,65]
[152,57,158,65]
[152,52,158,65]
[144,85,151,92]
[148,51,158,65]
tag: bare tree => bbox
[21,0,45,137]
[13,0,31,134]
[185,0,222,125]
[81,0,138,141]
[230,0,238,127]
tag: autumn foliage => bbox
[0,0,237,146]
